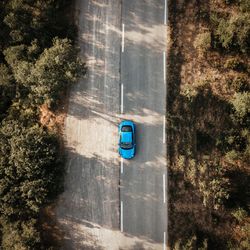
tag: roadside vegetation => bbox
[0,0,85,249]
[168,0,249,249]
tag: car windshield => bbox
[120,142,133,149]
[121,125,132,132]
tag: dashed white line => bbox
[163,51,166,83]
[164,0,167,25]
[122,23,125,52]
[120,201,123,232]
[121,158,124,174]
[163,116,166,144]
[163,232,166,250]
[121,83,124,114]
[163,174,166,203]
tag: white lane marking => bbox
[120,201,123,232]
[163,232,166,250]
[122,24,125,52]
[164,0,167,25]
[163,116,166,144]
[121,158,123,174]
[121,83,124,114]
[163,174,166,203]
[163,51,166,83]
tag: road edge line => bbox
[163,116,166,144]
[163,174,166,203]
[121,158,123,174]
[164,0,167,25]
[122,23,125,52]
[163,51,166,83]
[163,231,166,250]
[121,83,124,114]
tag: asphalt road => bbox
[56,0,167,249]
[120,0,167,245]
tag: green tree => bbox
[3,45,27,68]
[28,37,84,105]
[0,120,61,220]
[0,0,84,248]
[213,13,250,52]
[4,10,32,43]
[1,219,40,250]
[0,64,13,87]
[0,64,15,117]
[4,38,84,106]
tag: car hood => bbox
[120,147,135,159]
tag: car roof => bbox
[121,132,132,143]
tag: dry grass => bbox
[167,0,250,249]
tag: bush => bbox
[230,75,249,92]
[231,92,250,119]
[176,155,185,171]
[3,45,27,67]
[233,13,250,53]
[173,236,208,250]
[0,64,15,116]
[197,161,229,209]
[1,219,40,250]
[239,0,250,12]
[194,31,212,52]
[243,141,250,162]
[0,64,13,87]
[213,13,250,53]
[224,58,246,71]
[214,17,234,49]
[3,9,32,43]
[181,85,198,100]
[241,222,250,248]
[225,150,239,162]
[232,207,248,222]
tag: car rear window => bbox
[121,142,133,149]
[121,125,132,132]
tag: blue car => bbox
[118,120,136,159]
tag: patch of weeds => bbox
[181,84,198,100]
[194,31,212,54]
[224,58,247,72]
[231,207,248,222]
[230,75,249,92]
